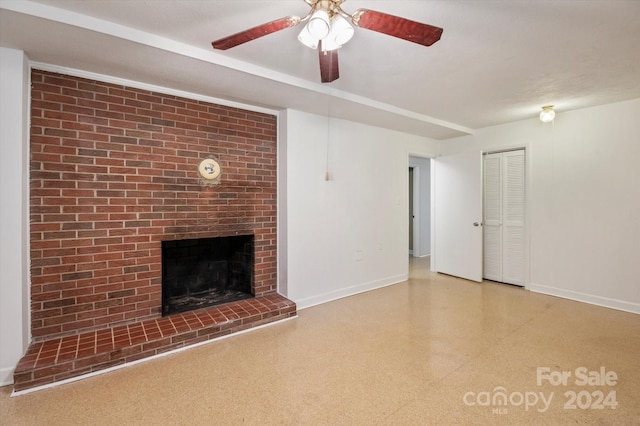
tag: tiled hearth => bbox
[14,294,295,393]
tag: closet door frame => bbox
[482,145,530,287]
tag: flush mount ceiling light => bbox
[539,105,556,123]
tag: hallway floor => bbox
[2,257,639,425]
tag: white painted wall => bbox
[409,156,431,257]
[282,110,438,308]
[440,98,640,313]
[0,48,31,385]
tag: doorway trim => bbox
[409,165,419,257]
[482,143,531,287]
[408,154,432,262]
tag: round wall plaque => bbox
[198,158,221,180]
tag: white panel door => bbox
[434,151,483,282]
[483,153,503,281]
[503,150,526,285]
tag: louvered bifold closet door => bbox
[502,150,525,285]
[483,154,502,281]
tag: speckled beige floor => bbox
[2,257,639,425]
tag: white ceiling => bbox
[1,0,639,139]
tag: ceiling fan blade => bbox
[352,9,443,47]
[319,42,339,83]
[212,16,300,50]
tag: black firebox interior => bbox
[161,234,254,316]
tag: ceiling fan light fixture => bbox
[298,25,319,49]
[325,14,354,49]
[212,1,445,83]
[307,9,331,39]
[320,36,340,52]
[539,105,555,123]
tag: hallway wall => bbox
[282,110,438,308]
[409,156,431,257]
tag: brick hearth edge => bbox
[13,294,296,393]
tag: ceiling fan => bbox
[211,0,443,83]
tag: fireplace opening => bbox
[162,235,254,316]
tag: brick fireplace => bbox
[13,70,295,392]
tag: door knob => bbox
[473,222,482,227]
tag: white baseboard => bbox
[294,274,408,310]
[527,283,640,315]
[0,366,15,387]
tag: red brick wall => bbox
[29,70,277,341]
